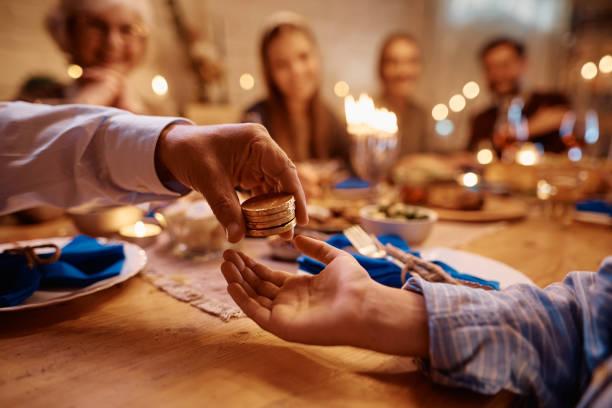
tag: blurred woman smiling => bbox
[244,13,349,163]
[17,0,173,115]
[44,0,151,113]
[377,32,430,155]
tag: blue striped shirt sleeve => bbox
[405,257,612,408]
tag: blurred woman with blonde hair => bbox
[377,32,429,155]
[243,12,349,164]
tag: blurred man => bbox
[468,37,570,155]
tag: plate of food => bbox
[392,154,528,222]
[428,193,528,222]
[399,182,528,222]
[306,197,367,232]
[360,203,437,244]
[0,237,146,311]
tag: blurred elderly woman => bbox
[10,0,164,223]
[18,0,165,115]
[243,13,349,164]
[377,32,430,155]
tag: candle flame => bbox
[134,221,146,237]
[344,94,398,135]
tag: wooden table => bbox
[1,214,610,407]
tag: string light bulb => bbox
[152,75,168,96]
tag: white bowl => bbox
[359,204,437,245]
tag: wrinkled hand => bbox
[156,123,308,242]
[221,235,374,346]
[70,67,125,107]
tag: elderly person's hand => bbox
[156,123,308,242]
[220,235,429,356]
[70,67,125,107]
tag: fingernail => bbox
[226,222,242,243]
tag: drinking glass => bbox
[349,132,399,192]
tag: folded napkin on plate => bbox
[576,200,612,217]
[0,235,124,307]
[334,178,371,189]
[297,234,499,290]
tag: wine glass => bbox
[349,131,399,192]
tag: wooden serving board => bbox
[429,195,528,222]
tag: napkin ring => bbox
[3,244,62,269]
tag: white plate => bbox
[298,246,534,290]
[0,237,146,311]
[418,247,534,289]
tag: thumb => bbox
[196,170,245,243]
[293,236,346,265]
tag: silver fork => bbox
[343,225,405,269]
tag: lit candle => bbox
[344,94,398,137]
[344,94,399,186]
[119,221,161,246]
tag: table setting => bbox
[0,109,609,408]
[1,170,606,408]
[2,95,609,318]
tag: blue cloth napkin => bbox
[576,200,612,217]
[297,234,500,290]
[0,235,124,307]
[334,178,371,189]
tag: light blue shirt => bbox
[0,101,191,214]
[406,257,612,407]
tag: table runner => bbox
[142,221,507,321]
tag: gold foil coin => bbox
[244,207,295,223]
[241,193,295,216]
[246,218,297,237]
[245,211,295,229]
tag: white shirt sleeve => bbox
[0,101,193,214]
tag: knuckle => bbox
[206,195,235,216]
[248,123,270,137]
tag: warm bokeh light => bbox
[458,172,479,188]
[476,148,494,165]
[152,75,168,96]
[334,81,350,97]
[344,94,398,135]
[432,104,449,121]
[449,94,466,112]
[568,147,582,162]
[462,81,480,99]
[239,73,255,90]
[435,119,454,136]
[134,221,146,238]
[515,143,539,166]
[67,64,83,79]
[153,212,167,228]
[599,55,612,74]
[580,62,597,80]
[537,180,553,200]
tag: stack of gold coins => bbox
[241,193,296,237]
